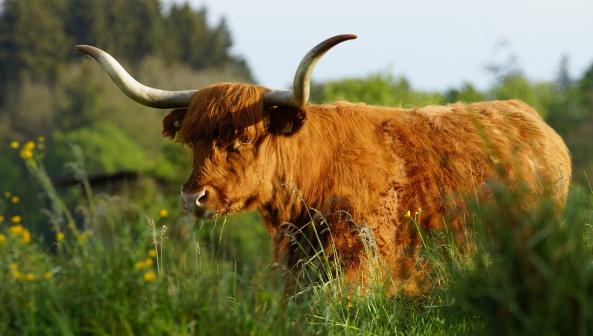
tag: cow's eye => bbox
[214,137,230,149]
[240,135,253,145]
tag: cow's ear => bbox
[269,106,306,135]
[162,108,188,139]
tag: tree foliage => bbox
[0,0,251,97]
[0,0,251,210]
[47,122,148,175]
[315,73,445,107]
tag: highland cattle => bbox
[76,34,571,293]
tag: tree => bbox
[445,82,485,103]
[556,55,572,92]
[0,0,69,88]
[164,4,210,68]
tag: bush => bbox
[47,122,148,176]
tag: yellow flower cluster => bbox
[8,263,53,282]
[135,249,159,282]
[54,230,90,244]
[10,196,20,204]
[8,225,31,244]
[10,135,45,154]
[11,215,22,223]
[134,258,153,270]
[20,141,35,160]
[10,140,40,159]
[404,207,423,219]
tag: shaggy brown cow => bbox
[76,35,571,294]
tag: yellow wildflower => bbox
[20,148,33,160]
[3,191,11,198]
[9,141,19,149]
[405,210,411,218]
[0,233,6,244]
[148,249,157,258]
[56,232,65,242]
[43,271,53,280]
[11,270,22,280]
[414,207,423,217]
[143,271,157,282]
[0,215,4,222]
[159,208,169,218]
[24,141,35,150]
[24,273,36,281]
[11,215,21,223]
[134,258,153,270]
[78,232,89,243]
[11,195,20,204]
[9,263,18,270]
[38,136,45,142]
[9,225,24,235]
[21,229,31,244]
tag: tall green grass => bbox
[1,142,592,335]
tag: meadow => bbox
[1,138,593,335]
[2,1,593,334]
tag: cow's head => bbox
[162,83,298,217]
[75,34,356,217]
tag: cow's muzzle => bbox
[180,187,214,218]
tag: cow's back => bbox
[379,99,571,228]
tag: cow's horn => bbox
[74,45,197,108]
[263,34,357,108]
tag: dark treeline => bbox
[0,0,250,96]
[0,0,253,205]
[0,0,251,173]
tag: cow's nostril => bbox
[195,189,208,207]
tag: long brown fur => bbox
[163,83,571,294]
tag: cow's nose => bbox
[180,187,198,213]
[195,188,208,207]
[180,186,212,214]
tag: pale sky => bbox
[169,0,593,91]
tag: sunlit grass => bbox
[1,139,592,334]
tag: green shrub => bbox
[47,122,147,175]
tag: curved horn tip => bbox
[338,34,357,40]
[326,34,358,43]
[309,34,358,56]
[74,45,105,59]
